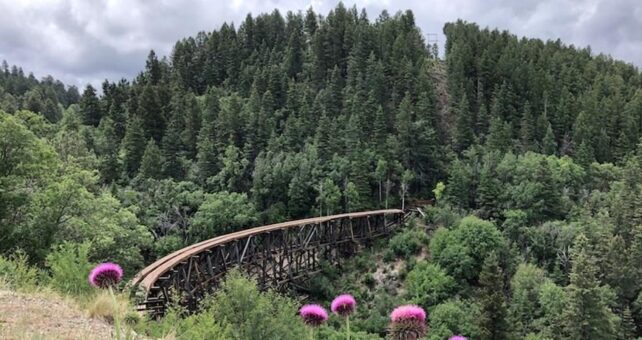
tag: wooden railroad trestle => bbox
[130,209,406,317]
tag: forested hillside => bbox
[2,3,642,339]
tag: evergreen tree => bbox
[80,85,101,126]
[347,148,371,211]
[490,82,515,123]
[210,144,249,193]
[620,307,637,339]
[519,101,535,152]
[162,110,184,179]
[137,84,165,142]
[316,178,341,216]
[372,104,388,153]
[197,88,221,183]
[563,234,617,339]
[477,157,501,220]
[477,252,508,340]
[541,123,557,155]
[395,93,414,167]
[575,140,595,166]
[454,94,474,152]
[485,117,512,153]
[145,50,162,85]
[181,93,201,159]
[121,115,146,178]
[445,158,472,209]
[95,117,121,183]
[139,138,162,179]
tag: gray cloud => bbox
[0,0,639,89]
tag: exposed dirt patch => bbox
[0,289,114,339]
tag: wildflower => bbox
[331,294,356,317]
[331,294,356,339]
[389,305,427,340]
[299,304,328,327]
[89,263,123,288]
[449,336,468,340]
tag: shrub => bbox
[388,228,428,258]
[87,290,128,324]
[363,273,375,288]
[428,299,482,340]
[430,216,506,282]
[0,250,39,291]
[123,311,142,327]
[424,204,463,229]
[46,242,94,296]
[405,262,457,309]
[204,269,307,339]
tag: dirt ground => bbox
[0,289,113,340]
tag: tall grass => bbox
[0,250,40,291]
[46,242,94,297]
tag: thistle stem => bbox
[346,315,350,340]
[108,286,122,339]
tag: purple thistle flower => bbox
[449,336,468,340]
[89,262,123,288]
[389,305,427,340]
[299,304,328,327]
[390,305,426,323]
[331,294,356,317]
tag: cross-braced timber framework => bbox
[131,209,406,317]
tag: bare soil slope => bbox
[0,289,113,339]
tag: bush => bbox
[0,250,39,291]
[424,204,463,229]
[205,269,307,339]
[46,242,94,297]
[317,325,382,339]
[430,216,506,282]
[141,269,309,339]
[123,311,142,327]
[405,262,457,309]
[87,290,129,324]
[428,299,482,340]
[190,191,258,242]
[363,273,375,288]
[388,228,428,258]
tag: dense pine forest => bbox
[2,3,642,339]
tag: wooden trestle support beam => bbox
[130,209,407,317]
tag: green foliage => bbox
[428,299,482,340]
[190,191,257,241]
[387,228,428,258]
[563,234,618,339]
[533,281,567,339]
[205,269,307,340]
[430,216,505,282]
[405,262,456,308]
[4,6,642,338]
[138,138,162,180]
[0,251,39,291]
[423,203,463,229]
[507,263,549,337]
[316,178,342,216]
[45,242,94,296]
[476,253,508,340]
[432,181,445,201]
[120,115,146,178]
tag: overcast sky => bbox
[1,0,640,89]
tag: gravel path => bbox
[0,289,113,339]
